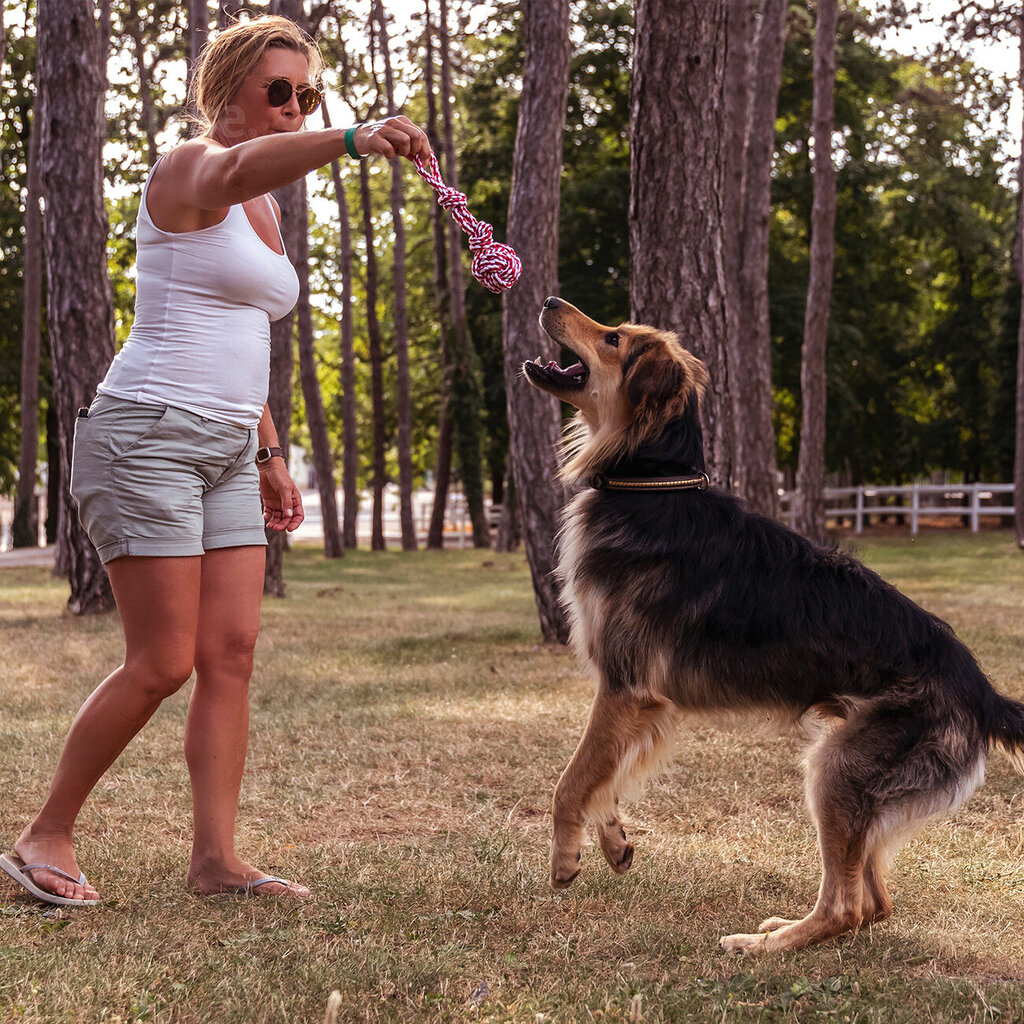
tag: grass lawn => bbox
[2,532,1024,1023]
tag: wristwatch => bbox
[255,445,284,466]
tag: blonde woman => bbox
[1,15,430,905]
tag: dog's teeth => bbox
[534,356,543,365]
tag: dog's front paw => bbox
[720,931,770,954]
[597,822,634,874]
[550,846,582,889]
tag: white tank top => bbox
[97,157,300,428]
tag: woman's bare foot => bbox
[187,855,310,897]
[13,825,100,902]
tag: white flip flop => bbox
[0,853,100,907]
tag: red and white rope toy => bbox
[413,153,522,294]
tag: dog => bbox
[523,296,1024,953]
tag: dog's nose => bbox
[543,296,563,309]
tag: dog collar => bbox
[589,472,710,492]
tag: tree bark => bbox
[424,0,454,551]
[438,0,490,548]
[631,0,733,487]
[14,98,43,549]
[794,0,838,542]
[264,181,303,596]
[375,0,417,550]
[294,183,343,558]
[323,99,360,549]
[129,0,159,166]
[725,0,787,518]
[502,0,571,643]
[187,0,209,99]
[37,0,116,613]
[1016,12,1024,550]
[359,159,388,551]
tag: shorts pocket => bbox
[107,405,172,460]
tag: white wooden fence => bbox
[778,483,1016,535]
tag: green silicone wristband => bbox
[344,126,365,160]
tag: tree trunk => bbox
[725,0,786,519]
[375,0,417,550]
[264,181,303,596]
[438,0,490,548]
[424,0,454,551]
[631,0,733,487]
[502,0,571,643]
[323,99,360,549]
[494,461,521,553]
[14,98,43,549]
[37,0,116,613]
[1016,12,1024,550]
[129,0,158,166]
[294,183,343,558]
[359,159,388,551]
[186,0,209,99]
[794,0,837,543]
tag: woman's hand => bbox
[259,460,305,532]
[354,116,431,161]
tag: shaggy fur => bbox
[523,296,1024,953]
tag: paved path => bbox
[0,545,56,568]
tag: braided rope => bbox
[412,153,522,294]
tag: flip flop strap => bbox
[19,862,86,886]
[247,875,291,890]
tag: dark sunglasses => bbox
[264,78,322,116]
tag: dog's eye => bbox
[604,332,620,348]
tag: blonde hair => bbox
[187,14,325,136]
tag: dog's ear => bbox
[624,338,689,417]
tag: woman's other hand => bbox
[354,116,431,161]
[259,461,305,532]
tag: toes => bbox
[550,867,581,890]
[720,932,770,954]
[611,844,634,874]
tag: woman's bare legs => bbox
[184,545,308,895]
[14,556,202,901]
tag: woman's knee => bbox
[194,629,260,681]
[123,653,195,702]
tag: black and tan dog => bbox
[523,296,1024,953]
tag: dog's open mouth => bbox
[522,355,589,391]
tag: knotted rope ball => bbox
[413,153,522,294]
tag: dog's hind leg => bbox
[551,688,676,889]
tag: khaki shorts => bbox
[70,395,267,564]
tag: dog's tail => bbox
[983,691,1024,773]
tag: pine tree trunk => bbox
[129,0,158,165]
[502,0,571,643]
[323,99,360,549]
[186,0,209,97]
[264,181,302,596]
[37,0,116,613]
[424,0,454,551]
[359,160,388,551]
[375,0,417,550]
[14,98,43,549]
[794,0,837,543]
[735,0,787,520]
[631,0,733,487]
[294,183,343,558]
[438,0,490,548]
[1016,13,1024,550]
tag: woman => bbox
[1,15,430,904]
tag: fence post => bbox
[911,484,919,536]
[855,487,864,533]
[970,483,980,533]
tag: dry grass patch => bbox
[2,536,1024,1022]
